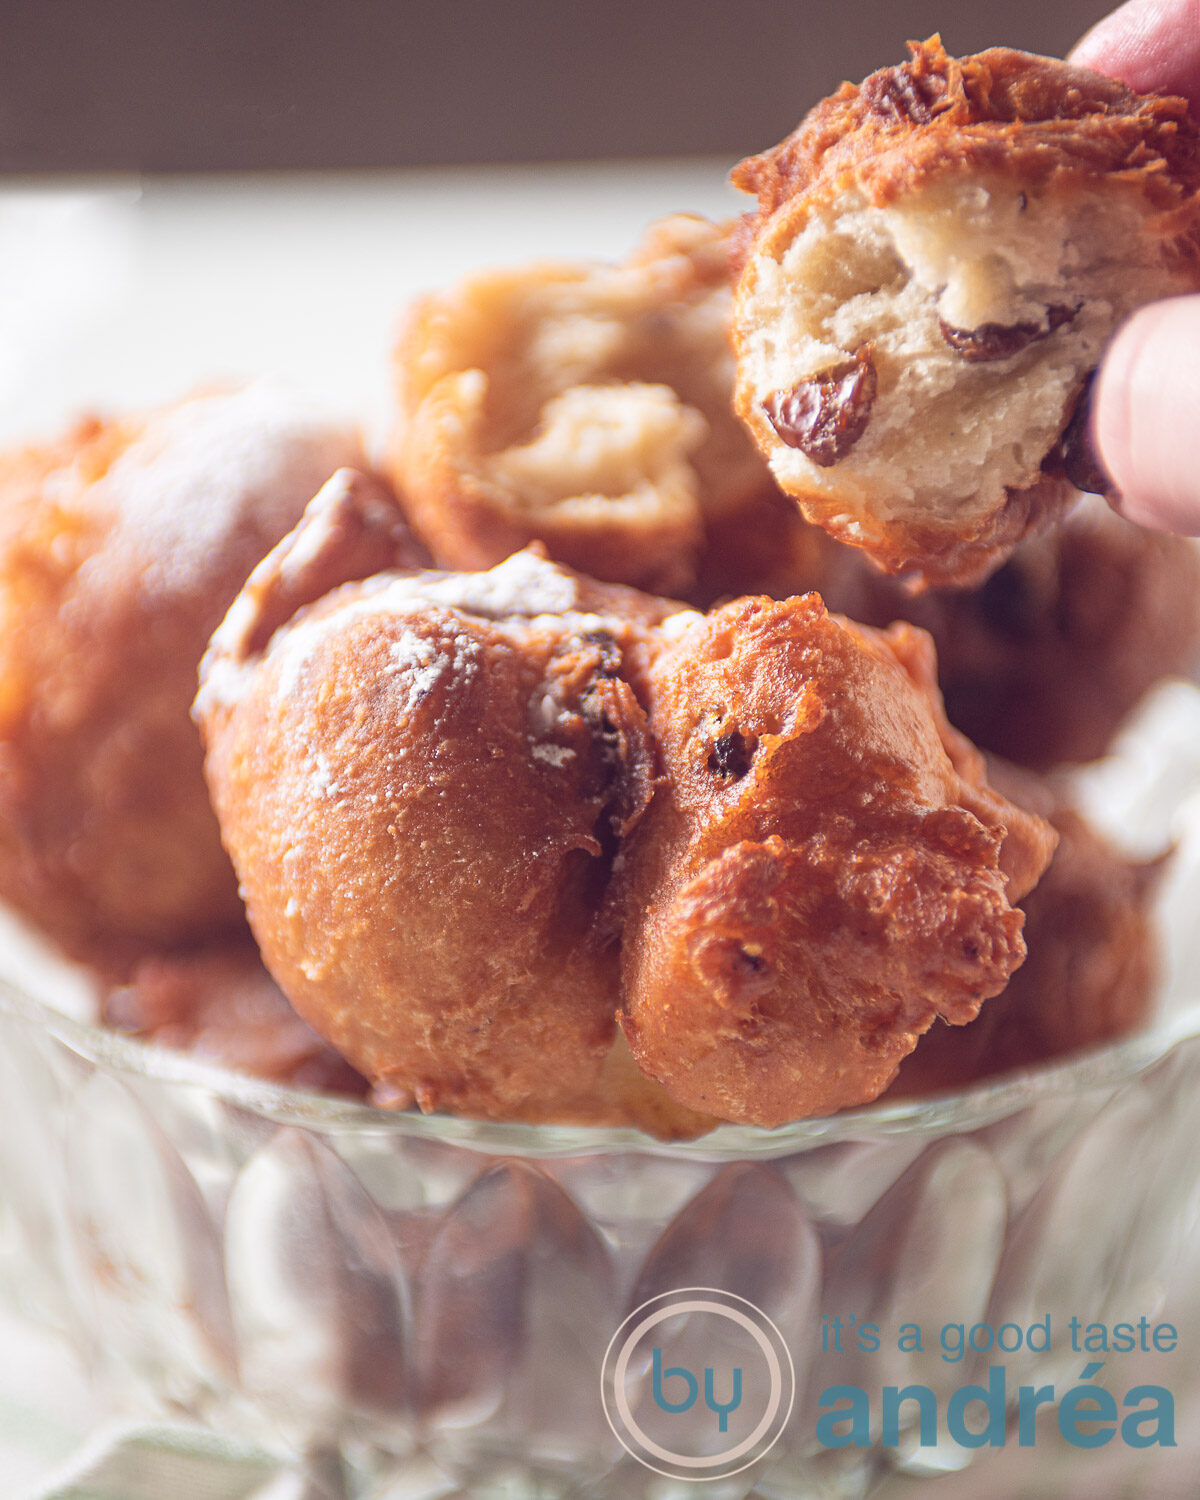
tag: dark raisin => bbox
[861,64,945,125]
[586,707,621,763]
[707,730,757,780]
[1055,372,1113,497]
[763,347,877,467]
[939,303,1077,363]
[580,629,621,678]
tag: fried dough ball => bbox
[890,771,1162,1095]
[103,939,369,1097]
[199,474,1055,1131]
[0,387,368,970]
[198,469,714,1135]
[731,37,1200,585]
[647,483,1200,769]
[827,498,1200,767]
[391,214,791,601]
[617,603,1057,1126]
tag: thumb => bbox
[1092,295,1200,535]
[1069,0,1200,116]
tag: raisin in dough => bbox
[732,38,1200,585]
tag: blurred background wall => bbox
[2,0,1114,172]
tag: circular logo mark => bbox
[601,1287,795,1481]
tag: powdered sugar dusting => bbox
[420,548,582,618]
[271,610,346,701]
[529,690,565,736]
[194,653,257,718]
[100,383,362,597]
[660,608,704,641]
[262,603,486,714]
[203,548,634,715]
[307,751,340,800]
[257,552,616,696]
[531,743,574,767]
[385,631,451,716]
[332,548,585,621]
[382,627,486,720]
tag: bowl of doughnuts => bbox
[2,38,1200,1498]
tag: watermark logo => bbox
[601,1287,795,1481]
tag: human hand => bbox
[1071,0,1200,534]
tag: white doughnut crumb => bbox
[392,214,773,595]
[482,382,706,528]
[738,175,1192,533]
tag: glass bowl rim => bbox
[3,974,1198,1161]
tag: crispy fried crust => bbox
[731,38,1200,586]
[616,598,1057,1125]
[0,389,369,971]
[710,493,1200,769]
[733,38,1200,221]
[199,487,1055,1133]
[891,770,1162,1094]
[198,473,714,1134]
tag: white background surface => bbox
[0,163,744,451]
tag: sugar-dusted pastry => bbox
[391,214,787,600]
[891,771,1162,1095]
[103,939,370,1096]
[731,38,1200,585]
[616,600,1057,1126]
[0,387,371,970]
[198,468,714,1135]
[199,472,1055,1132]
[828,498,1200,767]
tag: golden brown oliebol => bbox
[0,387,369,971]
[197,471,1056,1133]
[390,214,817,604]
[616,597,1055,1123]
[731,38,1200,586]
[390,198,1200,765]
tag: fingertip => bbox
[1068,7,1127,72]
[1067,0,1200,114]
[1093,296,1200,536]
